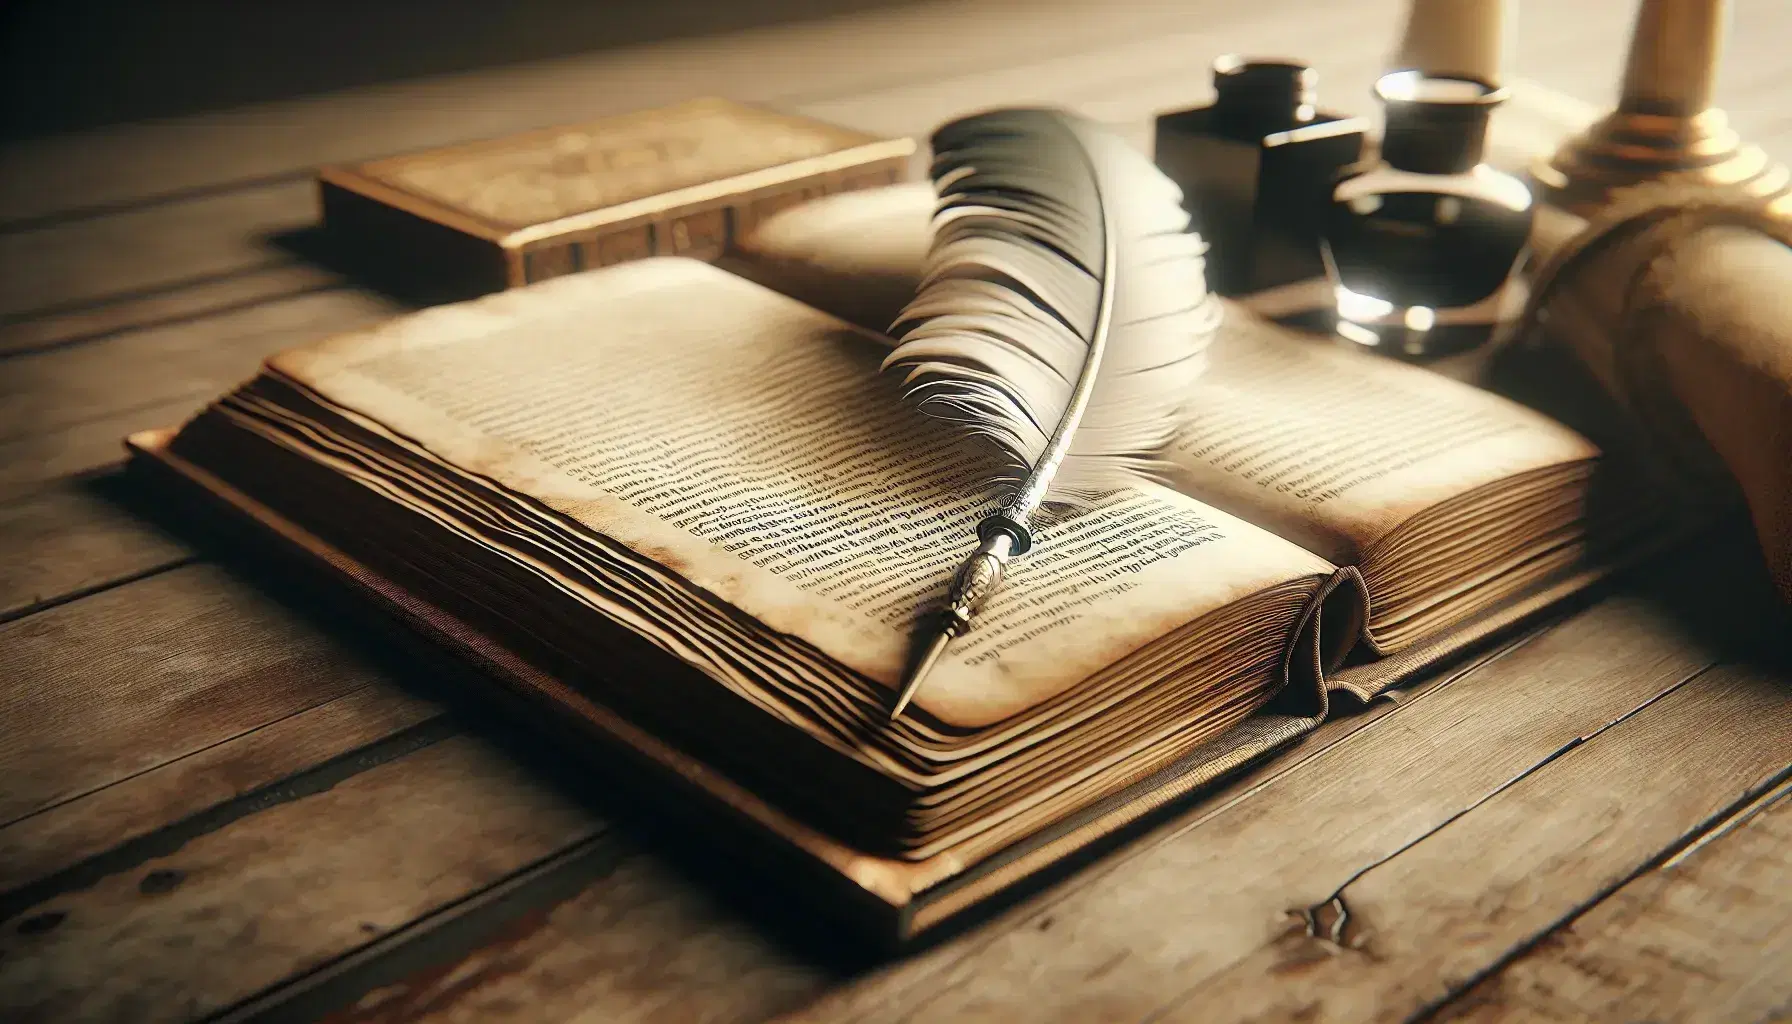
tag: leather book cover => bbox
[124,427,1632,946]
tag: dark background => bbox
[0,0,910,142]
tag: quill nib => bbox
[890,530,1017,721]
[891,628,954,720]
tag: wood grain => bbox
[271,626,1527,1024]
[0,262,346,358]
[0,0,1382,345]
[1438,776,1792,1024]
[0,393,200,504]
[0,476,191,622]
[0,287,402,444]
[0,2,1787,1021]
[776,587,1722,1022]
[314,842,832,1024]
[0,0,1309,224]
[0,183,321,324]
[0,563,398,827]
[1146,663,1792,1023]
[0,736,600,1024]
[0,685,441,895]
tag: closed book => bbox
[316,97,914,301]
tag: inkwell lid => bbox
[1211,55,1321,138]
[1373,70,1508,174]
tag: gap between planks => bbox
[772,559,1754,1023]
[0,0,1327,228]
[0,735,606,1024]
[1427,774,1792,1024]
[197,567,1720,1023]
[1136,662,1792,1024]
[0,540,1555,1023]
[0,562,443,838]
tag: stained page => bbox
[1163,310,1598,564]
[268,258,1330,726]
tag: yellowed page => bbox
[266,257,1330,727]
[1163,309,1598,564]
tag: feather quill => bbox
[885,107,1220,720]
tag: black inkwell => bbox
[1154,56,1368,297]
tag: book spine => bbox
[509,157,908,286]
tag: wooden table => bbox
[3,2,1790,1021]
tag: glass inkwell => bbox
[1321,71,1533,357]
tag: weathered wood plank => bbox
[0,562,400,827]
[0,394,198,504]
[0,0,1304,223]
[2,0,927,143]
[0,183,320,324]
[0,262,345,358]
[1437,776,1792,1024]
[287,614,1565,1023]
[13,0,1771,335]
[0,287,403,444]
[792,0,1403,139]
[777,584,1724,1022]
[1146,663,1792,1023]
[249,838,834,1024]
[0,685,441,896]
[0,475,191,623]
[0,735,600,1024]
[0,0,1369,345]
[0,288,401,506]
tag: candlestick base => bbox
[1531,106,1792,216]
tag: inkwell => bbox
[1154,57,1367,297]
[1321,70,1534,357]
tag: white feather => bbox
[884,108,1220,506]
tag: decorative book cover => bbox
[317,97,915,298]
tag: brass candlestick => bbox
[1531,0,1791,215]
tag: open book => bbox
[131,247,1650,940]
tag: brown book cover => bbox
[125,424,1630,945]
[318,97,915,299]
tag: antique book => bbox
[317,97,913,299]
[130,253,1658,942]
